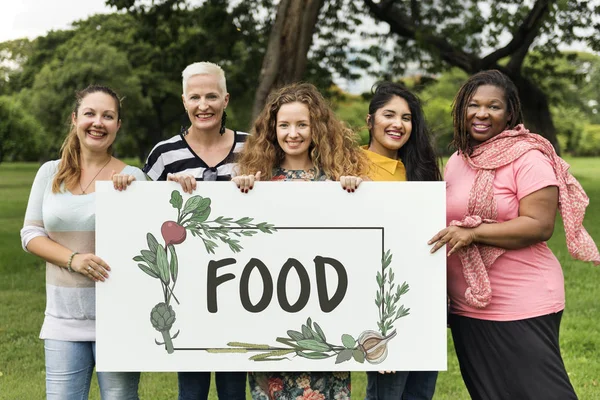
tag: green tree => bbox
[243,0,600,153]
[28,39,149,160]
[357,0,600,152]
[0,95,45,163]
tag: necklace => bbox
[79,157,112,194]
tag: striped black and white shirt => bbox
[143,131,249,181]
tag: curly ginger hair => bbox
[238,83,369,180]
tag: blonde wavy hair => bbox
[52,85,121,193]
[238,82,368,180]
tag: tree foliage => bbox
[1,0,599,161]
[0,95,45,162]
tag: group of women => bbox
[21,60,598,400]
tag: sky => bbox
[0,0,112,43]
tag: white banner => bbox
[96,181,446,372]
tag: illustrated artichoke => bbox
[151,302,177,354]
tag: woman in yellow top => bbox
[362,82,441,182]
[363,82,442,399]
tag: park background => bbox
[0,0,599,398]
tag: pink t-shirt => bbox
[446,149,564,321]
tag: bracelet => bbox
[67,251,79,273]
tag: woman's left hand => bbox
[339,176,363,192]
[111,171,136,191]
[428,226,476,256]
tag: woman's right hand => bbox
[232,171,261,193]
[167,173,197,194]
[71,253,111,282]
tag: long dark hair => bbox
[367,82,441,181]
[451,70,524,155]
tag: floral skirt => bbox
[249,371,350,400]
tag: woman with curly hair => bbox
[233,82,368,399]
[233,82,369,190]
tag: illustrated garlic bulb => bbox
[357,330,397,364]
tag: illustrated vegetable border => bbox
[133,190,410,364]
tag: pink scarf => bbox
[451,124,600,308]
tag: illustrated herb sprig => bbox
[133,189,277,354]
[376,250,410,336]
[165,190,276,254]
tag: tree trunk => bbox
[251,0,325,121]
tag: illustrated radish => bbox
[161,221,186,246]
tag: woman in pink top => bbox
[429,70,599,400]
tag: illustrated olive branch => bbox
[376,250,410,336]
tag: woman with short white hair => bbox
[142,61,248,399]
[143,61,249,193]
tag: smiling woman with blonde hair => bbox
[21,84,144,398]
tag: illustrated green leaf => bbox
[287,330,304,341]
[297,339,330,352]
[335,349,354,364]
[182,196,211,216]
[168,244,178,282]
[133,255,145,262]
[398,282,410,296]
[155,244,170,284]
[215,216,233,225]
[202,239,218,255]
[276,337,302,350]
[313,322,327,343]
[297,351,329,359]
[170,190,183,210]
[235,217,253,225]
[353,348,365,363]
[147,233,159,254]
[301,324,313,339]
[189,208,210,223]
[307,317,312,328]
[382,249,392,269]
[341,334,356,349]
[141,249,156,264]
[225,239,242,253]
[376,271,383,287]
[137,263,159,279]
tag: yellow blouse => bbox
[362,146,407,182]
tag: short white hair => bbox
[182,62,227,95]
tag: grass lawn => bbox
[0,159,599,399]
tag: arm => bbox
[429,186,558,255]
[20,161,109,281]
[26,237,110,281]
[472,186,557,248]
